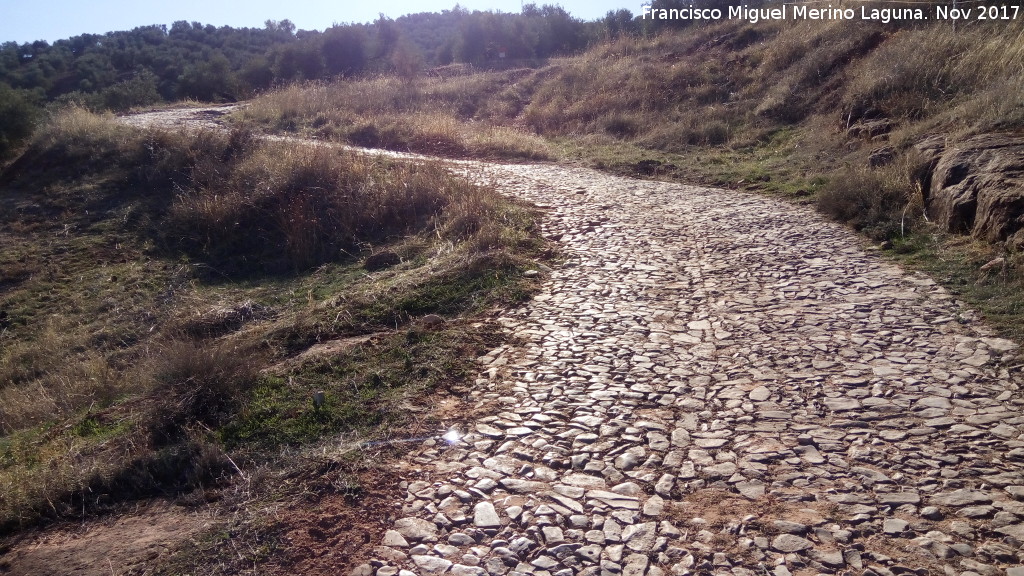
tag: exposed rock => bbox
[883,518,909,535]
[869,146,895,167]
[421,314,446,329]
[918,133,1024,245]
[847,119,896,139]
[772,521,807,535]
[473,502,501,528]
[770,534,813,553]
[736,480,766,500]
[622,553,650,576]
[929,489,992,507]
[499,478,547,493]
[382,530,410,547]
[394,517,439,542]
[808,549,845,569]
[412,555,453,574]
[1006,486,1024,501]
[877,492,920,506]
[622,522,658,552]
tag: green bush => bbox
[0,85,40,160]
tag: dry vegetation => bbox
[0,107,549,533]
[240,74,552,160]
[243,14,1024,221]
[240,12,1024,338]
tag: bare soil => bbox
[257,469,403,576]
[0,503,208,576]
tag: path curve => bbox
[125,109,1024,576]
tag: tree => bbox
[390,40,423,82]
[454,13,488,64]
[271,39,324,82]
[603,9,638,39]
[264,19,296,37]
[534,5,585,57]
[239,55,274,93]
[101,68,160,110]
[0,84,39,159]
[178,51,236,101]
[323,26,368,77]
[374,15,401,61]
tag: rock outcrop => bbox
[916,134,1024,247]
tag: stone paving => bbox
[118,108,1024,576]
[355,163,1024,576]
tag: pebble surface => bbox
[359,162,1024,576]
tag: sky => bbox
[0,0,641,44]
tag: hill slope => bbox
[238,14,1024,338]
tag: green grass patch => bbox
[221,326,496,450]
[889,232,1024,342]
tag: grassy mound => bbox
[239,75,553,161]
[0,107,549,530]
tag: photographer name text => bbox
[641,4,1022,23]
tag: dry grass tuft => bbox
[30,105,130,151]
[240,75,552,160]
[816,153,925,241]
[0,319,121,434]
[146,340,257,442]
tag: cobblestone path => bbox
[119,108,1024,576]
[360,163,1024,576]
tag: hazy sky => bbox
[1,0,641,44]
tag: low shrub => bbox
[167,140,485,273]
[0,85,40,161]
[147,340,256,443]
[816,156,922,240]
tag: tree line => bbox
[0,4,687,158]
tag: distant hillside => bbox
[0,5,608,110]
[0,4,643,158]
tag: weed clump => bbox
[816,154,923,241]
[147,340,256,443]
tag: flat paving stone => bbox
[473,502,501,528]
[771,534,814,553]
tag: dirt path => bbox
[117,104,240,130]
[0,503,210,575]
[34,107,1024,575]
